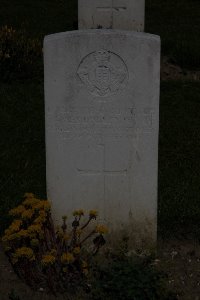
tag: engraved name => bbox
[50,106,155,140]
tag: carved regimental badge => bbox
[77,49,128,97]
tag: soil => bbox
[158,239,200,300]
[1,239,200,300]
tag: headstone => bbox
[78,0,145,31]
[44,30,160,247]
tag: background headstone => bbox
[44,30,160,247]
[78,0,145,31]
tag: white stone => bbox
[78,0,145,31]
[44,30,160,247]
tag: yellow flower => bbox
[33,200,51,212]
[73,247,81,255]
[11,257,18,264]
[82,260,89,275]
[23,198,40,207]
[11,219,22,230]
[24,193,34,198]
[4,228,12,236]
[41,254,56,266]
[9,205,25,216]
[82,260,88,269]
[39,210,46,217]
[50,249,57,256]
[33,215,46,224]
[15,247,35,261]
[62,267,67,273]
[3,233,18,241]
[38,232,44,239]
[8,220,22,233]
[82,268,89,276]
[61,252,74,264]
[30,239,39,247]
[2,235,8,242]
[27,224,42,234]
[73,209,84,217]
[21,209,34,219]
[17,229,28,238]
[33,210,47,224]
[95,225,108,234]
[89,210,98,218]
[2,221,23,241]
[62,233,70,241]
[4,246,11,252]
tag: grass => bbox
[158,81,200,237]
[0,0,200,237]
[0,0,78,38]
[146,0,200,69]
[0,81,46,232]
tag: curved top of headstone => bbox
[44,29,160,44]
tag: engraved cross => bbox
[77,143,127,200]
[96,1,127,28]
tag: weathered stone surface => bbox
[78,0,145,31]
[44,30,160,246]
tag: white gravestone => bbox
[44,30,160,247]
[78,0,145,31]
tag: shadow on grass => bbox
[0,81,46,234]
[158,81,200,238]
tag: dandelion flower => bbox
[4,233,19,241]
[33,200,51,212]
[41,254,56,266]
[11,257,18,264]
[50,249,57,256]
[33,215,46,224]
[17,229,28,238]
[21,209,33,219]
[73,247,81,255]
[62,233,70,241]
[82,268,89,276]
[27,224,42,234]
[82,260,89,275]
[89,210,98,219]
[4,228,12,237]
[23,198,40,207]
[9,205,25,216]
[24,193,34,198]
[30,239,39,247]
[4,246,11,252]
[61,252,74,264]
[9,220,22,233]
[95,225,108,234]
[15,247,35,261]
[82,260,88,269]
[62,215,67,221]
[73,209,84,217]
[39,210,46,217]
